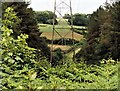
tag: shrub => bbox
[1,7,38,90]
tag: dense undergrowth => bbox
[0,7,119,91]
[33,59,118,89]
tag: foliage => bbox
[2,1,51,60]
[2,0,40,37]
[109,1,120,60]
[1,7,39,90]
[73,28,88,36]
[43,38,79,45]
[1,2,119,91]
[35,11,58,25]
[46,19,58,25]
[2,56,118,90]
[76,1,120,63]
[41,59,118,89]
[63,13,71,19]
[51,48,64,66]
[1,25,118,89]
[68,13,89,26]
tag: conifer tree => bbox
[2,1,51,60]
[76,1,120,63]
[109,1,120,60]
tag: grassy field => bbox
[48,44,71,51]
[39,19,85,41]
[39,19,85,51]
[41,31,83,40]
[38,19,86,32]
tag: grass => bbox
[66,48,81,59]
[41,31,83,40]
[39,19,84,41]
[48,44,71,51]
[39,18,85,52]
[38,23,86,33]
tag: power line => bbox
[50,0,75,63]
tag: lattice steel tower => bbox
[51,0,75,62]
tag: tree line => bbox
[2,1,51,61]
[2,0,120,65]
[63,13,89,26]
[76,1,120,64]
[35,11,89,26]
[35,11,58,25]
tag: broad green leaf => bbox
[4,56,10,61]
[37,86,43,89]
[8,52,13,56]
[8,58,15,64]
[30,72,37,81]
[16,85,26,89]
[15,56,23,62]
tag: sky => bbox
[29,0,106,14]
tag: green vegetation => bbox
[63,13,89,26]
[39,19,85,41]
[35,11,58,25]
[38,18,84,58]
[38,18,86,32]
[1,0,119,90]
[1,23,118,88]
[0,17,118,88]
[76,1,120,64]
[39,23,86,32]
[2,0,51,60]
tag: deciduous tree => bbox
[2,0,51,60]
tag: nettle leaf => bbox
[6,31,11,36]
[37,86,43,89]
[15,56,23,62]
[8,58,15,64]
[15,86,26,89]
[4,56,11,61]
[8,52,13,56]
[22,75,29,80]
[30,72,37,81]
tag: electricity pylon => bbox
[51,0,75,63]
